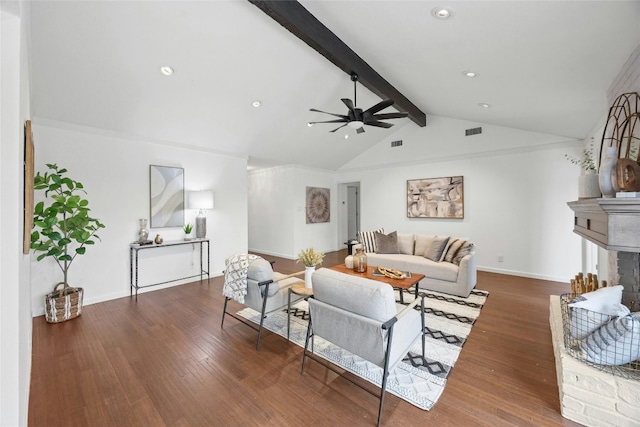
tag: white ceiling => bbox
[28,1,640,171]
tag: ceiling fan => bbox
[309,73,408,134]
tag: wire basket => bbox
[560,293,640,381]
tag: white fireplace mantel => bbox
[568,198,640,252]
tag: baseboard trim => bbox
[477,266,569,284]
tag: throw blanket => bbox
[223,254,261,304]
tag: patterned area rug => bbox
[236,288,488,410]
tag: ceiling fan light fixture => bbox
[307,122,313,127]
[431,7,453,19]
[252,100,262,108]
[348,120,364,129]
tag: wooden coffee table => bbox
[328,264,425,304]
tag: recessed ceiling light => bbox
[462,71,477,78]
[159,66,174,76]
[252,100,262,108]
[431,7,453,19]
[478,103,491,108]
[344,134,349,139]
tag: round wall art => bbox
[306,187,330,224]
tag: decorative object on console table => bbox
[407,176,464,218]
[188,190,214,239]
[154,234,163,244]
[30,163,106,323]
[296,247,325,289]
[138,218,150,243]
[183,223,193,240]
[150,165,184,228]
[353,247,367,273]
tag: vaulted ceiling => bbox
[28,1,640,170]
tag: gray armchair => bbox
[221,257,304,350]
[301,268,425,426]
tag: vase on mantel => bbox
[304,266,315,289]
[599,145,619,198]
[579,170,601,199]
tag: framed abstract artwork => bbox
[150,165,184,228]
[306,187,330,223]
[407,176,464,219]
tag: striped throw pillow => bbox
[358,228,384,253]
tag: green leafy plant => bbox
[296,247,325,267]
[183,223,193,234]
[565,148,597,171]
[31,164,105,287]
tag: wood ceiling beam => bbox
[249,0,427,127]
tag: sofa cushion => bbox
[358,228,384,253]
[424,236,450,261]
[366,253,459,282]
[397,233,415,255]
[375,231,399,254]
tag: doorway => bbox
[338,182,360,247]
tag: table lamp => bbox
[187,190,214,239]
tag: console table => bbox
[130,239,210,300]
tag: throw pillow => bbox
[569,303,629,340]
[452,241,474,265]
[397,234,415,255]
[414,235,437,257]
[582,313,640,365]
[568,285,625,339]
[442,238,465,263]
[375,231,399,254]
[358,228,384,253]
[423,236,450,261]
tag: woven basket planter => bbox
[44,282,84,323]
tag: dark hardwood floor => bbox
[29,250,580,426]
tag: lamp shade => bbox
[188,191,214,210]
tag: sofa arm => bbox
[457,251,477,292]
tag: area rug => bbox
[236,288,488,410]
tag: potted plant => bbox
[296,247,325,289]
[31,163,105,323]
[184,223,193,240]
[565,147,600,199]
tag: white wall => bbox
[1,4,32,425]
[248,165,337,259]
[30,122,248,314]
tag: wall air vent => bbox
[465,127,482,136]
[390,140,403,147]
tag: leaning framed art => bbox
[150,165,184,228]
[407,176,464,218]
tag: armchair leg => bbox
[221,297,230,328]
[256,282,271,350]
[301,318,313,374]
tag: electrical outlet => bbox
[497,255,504,263]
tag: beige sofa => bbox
[345,231,477,298]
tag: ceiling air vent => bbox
[465,127,482,136]
[390,140,403,147]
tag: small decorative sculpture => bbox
[154,234,163,244]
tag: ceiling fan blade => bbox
[367,112,408,121]
[341,98,355,113]
[356,126,365,134]
[309,119,348,124]
[309,108,349,119]
[363,99,394,115]
[329,123,348,133]
[365,120,394,129]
